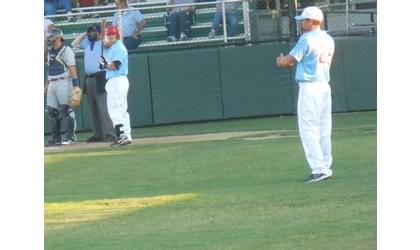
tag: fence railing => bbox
[44,0,376,50]
[45,0,250,50]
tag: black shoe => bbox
[86,136,102,143]
[103,135,116,142]
[45,137,61,147]
[304,173,332,183]
[110,135,132,147]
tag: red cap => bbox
[106,25,120,39]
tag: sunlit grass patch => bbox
[44,150,134,165]
[45,193,198,233]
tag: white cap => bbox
[295,6,324,21]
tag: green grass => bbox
[45,111,376,250]
[46,111,376,142]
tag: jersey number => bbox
[319,48,334,66]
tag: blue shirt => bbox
[289,30,335,83]
[104,40,128,80]
[80,38,103,75]
[112,7,144,37]
[216,2,240,14]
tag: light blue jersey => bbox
[289,30,334,83]
[80,38,102,75]
[104,40,128,80]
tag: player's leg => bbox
[319,83,333,174]
[106,76,131,146]
[56,80,76,144]
[120,76,132,141]
[46,83,62,146]
[297,84,325,176]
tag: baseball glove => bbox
[69,86,82,107]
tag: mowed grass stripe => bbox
[45,193,197,233]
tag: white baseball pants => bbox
[105,75,132,140]
[297,81,333,175]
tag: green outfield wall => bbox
[44,37,377,133]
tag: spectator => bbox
[44,0,77,22]
[71,24,116,143]
[77,0,100,7]
[73,0,101,18]
[208,1,240,39]
[166,0,195,42]
[112,0,147,50]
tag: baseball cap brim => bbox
[295,15,305,21]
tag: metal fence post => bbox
[288,0,297,42]
[243,0,251,42]
[345,0,349,33]
[222,0,228,43]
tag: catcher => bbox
[45,28,81,146]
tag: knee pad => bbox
[58,104,71,119]
[47,106,59,119]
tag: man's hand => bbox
[277,53,296,68]
[132,33,140,40]
[99,56,108,70]
[44,83,48,94]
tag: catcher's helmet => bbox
[106,25,120,39]
[47,28,64,41]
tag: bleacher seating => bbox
[47,1,247,52]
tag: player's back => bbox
[293,30,335,83]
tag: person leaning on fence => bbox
[166,0,196,42]
[44,0,77,22]
[112,0,147,50]
[71,24,116,143]
[208,1,240,39]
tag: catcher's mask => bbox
[47,28,64,49]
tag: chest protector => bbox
[48,46,69,76]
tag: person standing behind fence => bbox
[276,6,335,183]
[72,24,116,143]
[166,0,195,42]
[112,0,147,50]
[100,26,133,146]
[208,1,240,39]
[44,0,77,22]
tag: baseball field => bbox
[44,111,376,249]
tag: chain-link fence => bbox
[44,0,376,51]
[249,0,376,42]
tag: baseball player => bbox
[100,25,132,146]
[45,28,80,146]
[277,6,335,183]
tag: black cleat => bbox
[45,138,61,147]
[110,135,132,147]
[304,173,332,183]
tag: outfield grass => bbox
[45,111,376,250]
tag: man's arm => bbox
[133,20,146,39]
[71,32,87,49]
[69,65,78,84]
[167,0,174,13]
[276,53,297,68]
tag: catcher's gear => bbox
[106,25,120,39]
[69,86,82,107]
[46,28,64,49]
[99,56,108,70]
